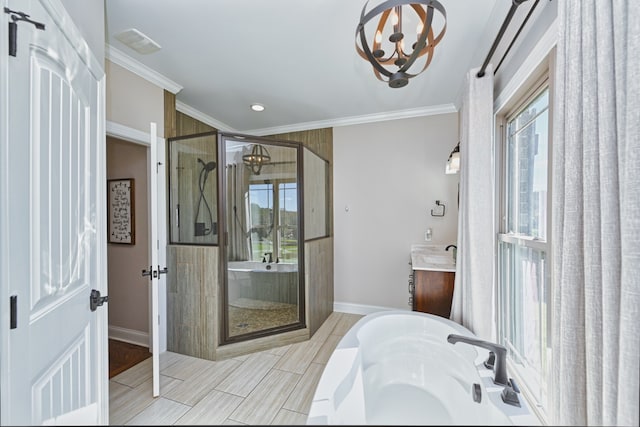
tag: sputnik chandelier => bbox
[242,144,271,175]
[355,0,447,88]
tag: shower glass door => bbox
[221,134,304,342]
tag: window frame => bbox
[495,70,553,423]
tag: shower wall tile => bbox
[305,238,334,336]
[167,245,219,360]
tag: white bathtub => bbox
[228,261,299,305]
[307,310,539,425]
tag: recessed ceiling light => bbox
[250,103,265,112]
[114,28,161,54]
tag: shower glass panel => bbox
[303,147,330,240]
[168,131,218,245]
[222,134,304,342]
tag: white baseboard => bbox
[108,325,149,348]
[333,301,409,316]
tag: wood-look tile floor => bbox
[109,312,363,425]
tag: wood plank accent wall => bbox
[176,111,216,136]
[164,91,177,139]
[305,237,334,336]
[167,245,219,360]
[163,90,217,139]
[267,128,333,161]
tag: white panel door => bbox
[1,0,107,425]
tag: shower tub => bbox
[227,261,299,306]
[307,310,539,426]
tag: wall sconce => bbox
[243,144,271,175]
[445,142,460,174]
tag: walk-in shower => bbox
[167,130,330,356]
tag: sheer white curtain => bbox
[226,162,250,261]
[551,1,639,425]
[450,65,496,341]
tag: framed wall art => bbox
[107,178,135,244]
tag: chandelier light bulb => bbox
[391,9,398,26]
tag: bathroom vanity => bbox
[409,245,456,318]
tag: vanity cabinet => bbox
[410,269,455,318]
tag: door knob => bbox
[142,266,153,280]
[90,289,108,311]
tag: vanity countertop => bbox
[410,244,456,272]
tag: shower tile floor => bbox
[109,311,363,425]
[228,298,299,336]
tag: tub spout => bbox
[447,334,508,386]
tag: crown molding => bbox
[105,44,183,94]
[244,103,458,136]
[175,101,236,132]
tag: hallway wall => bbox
[106,137,149,345]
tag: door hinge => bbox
[10,295,17,329]
[4,8,45,57]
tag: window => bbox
[498,80,552,419]
[247,180,298,263]
[278,182,298,263]
[248,182,274,261]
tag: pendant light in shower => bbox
[355,0,447,88]
[243,144,271,175]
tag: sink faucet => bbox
[447,334,508,385]
[264,252,273,263]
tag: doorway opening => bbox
[106,136,151,376]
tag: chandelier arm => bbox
[404,44,434,78]
[357,23,393,78]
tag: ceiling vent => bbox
[114,28,161,54]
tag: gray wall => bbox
[107,137,149,339]
[333,112,459,310]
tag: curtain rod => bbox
[476,0,532,78]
